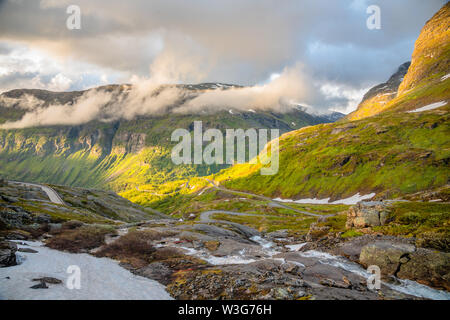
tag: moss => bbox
[341,230,364,238]
[373,202,450,239]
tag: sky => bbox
[0,0,446,116]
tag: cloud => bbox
[1,63,326,128]
[0,0,446,114]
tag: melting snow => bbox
[286,243,307,251]
[273,193,376,205]
[408,101,447,113]
[180,247,257,265]
[0,241,172,300]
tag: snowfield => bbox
[0,241,172,300]
[273,192,376,205]
[408,101,447,113]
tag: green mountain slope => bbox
[0,84,341,191]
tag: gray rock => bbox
[30,281,48,289]
[18,248,38,253]
[32,277,63,284]
[346,201,390,229]
[359,240,450,290]
[34,214,52,224]
[0,241,18,267]
[0,209,32,228]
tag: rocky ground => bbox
[1,180,449,300]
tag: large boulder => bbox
[359,241,450,290]
[359,241,415,275]
[346,201,390,229]
[397,248,450,291]
[0,241,18,267]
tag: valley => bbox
[0,2,449,301]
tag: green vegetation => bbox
[214,110,449,200]
[46,225,116,253]
[373,202,450,238]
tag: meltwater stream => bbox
[297,250,450,300]
[178,236,450,300]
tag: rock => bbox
[48,223,62,233]
[306,223,330,241]
[0,195,18,203]
[359,240,450,290]
[359,241,415,275]
[32,277,63,284]
[320,278,351,289]
[5,230,30,240]
[30,281,48,289]
[33,214,52,224]
[270,287,291,299]
[266,230,289,239]
[280,262,302,275]
[18,248,38,253]
[346,201,390,229]
[0,209,32,228]
[0,241,17,267]
[396,248,450,291]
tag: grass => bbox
[46,225,116,253]
[95,230,158,267]
[374,202,450,239]
[214,110,449,201]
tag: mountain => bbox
[347,62,410,120]
[0,83,341,191]
[347,3,449,121]
[206,3,449,201]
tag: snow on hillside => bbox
[408,101,447,113]
[273,193,376,205]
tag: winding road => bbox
[204,179,327,217]
[9,181,65,205]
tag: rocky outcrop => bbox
[347,62,410,120]
[0,207,32,229]
[359,241,450,290]
[398,3,450,94]
[346,201,390,229]
[0,241,17,267]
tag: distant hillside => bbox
[0,83,342,191]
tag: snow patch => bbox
[408,101,447,113]
[0,241,172,300]
[273,193,376,205]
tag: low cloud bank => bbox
[0,64,325,129]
